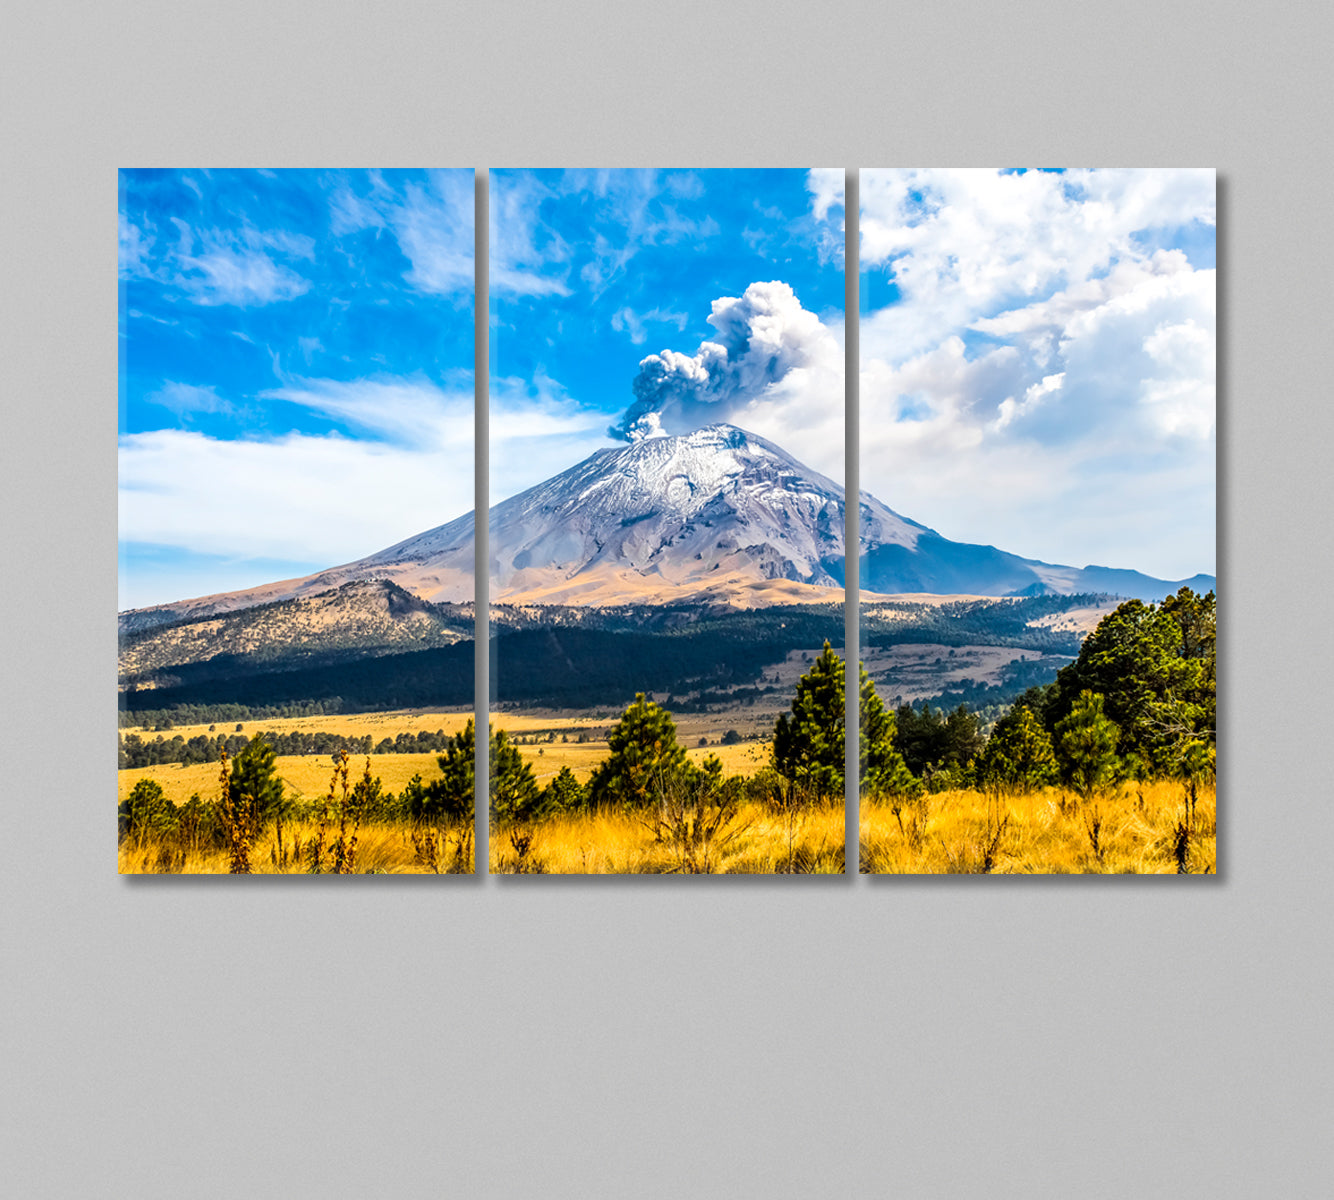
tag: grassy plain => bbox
[118,752,447,807]
[860,779,1216,874]
[119,708,476,742]
[118,817,474,875]
[491,800,846,874]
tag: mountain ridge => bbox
[120,423,1215,634]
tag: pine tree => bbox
[542,766,586,814]
[228,733,285,832]
[1055,690,1120,800]
[861,668,916,799]
[1049,588,1215,771]
[490,729,543,826]
[772,642,913,802]
[587,694,692,810]
[979,704,1057,795]
[118,777,178,841]
[421,719,477,823]
[773,642,846,800]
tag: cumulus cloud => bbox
[609,281,843,457]
[859,167,1216,579]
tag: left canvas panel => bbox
[118,169,478,874]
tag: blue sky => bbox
[118,168,475,610]
[488,169,845,503]
[859,168,1216,581]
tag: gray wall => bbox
[5,3,1330,1196]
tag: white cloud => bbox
[393,172,474,295]
[488,374,609,506]
[805,167,847,265]
[261,376,474,447]
[859,168,1216,579]
[490,169,723,300]
[806,168,845,223]
[121,370,479,584]
[992,372,1064,431]
[490,173,572,297]
[119,425,475,568]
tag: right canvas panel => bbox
[858,168,1217,874]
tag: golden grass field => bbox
[118,752,448,807]
[860,779,1216,874]
[490,801,846,875]
[120,708,772,807]
[119,707,1215,876]
[118,816,474,875]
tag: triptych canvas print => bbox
[119,167,1216,875]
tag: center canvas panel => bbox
[488,168,847,874]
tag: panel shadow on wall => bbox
[856,167,1218,875]
[487,167,848,875]
[117,168,477,875]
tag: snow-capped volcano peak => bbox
[347,423,896,606]
[448,423,916,605]
[331,422,920,607]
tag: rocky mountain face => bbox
[119,579,473,689]
[119,423,1214,637]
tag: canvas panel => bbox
[856,167,1217,874]
[487,167,848,875]
[117,168,478,875]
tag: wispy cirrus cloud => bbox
[610,305,689,345]
[489,169,727,301]
[167,221,314,306]
[489,171,573,297]
[261,375,474,446]
[145,380,232,418]
[331,169,474,296]
[121,205,314,309]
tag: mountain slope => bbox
[119,579,473,688]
